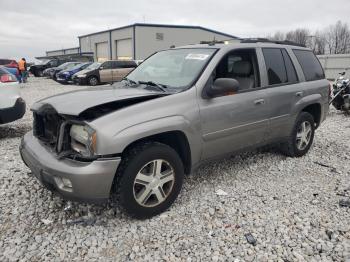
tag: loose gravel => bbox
[1,77,350,261]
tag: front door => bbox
[99,61,113,83]
[198,49,269,160]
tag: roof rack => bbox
[200,40,225,46]
[240,38,306,47]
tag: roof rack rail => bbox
[240,38,306,47]
[200,40,225,46]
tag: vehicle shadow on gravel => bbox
[0,123,32,139]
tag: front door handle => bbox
[254,99,265,105]
[296,91,303,97]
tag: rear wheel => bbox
[88,76,98,86]
[281,112,315,157]
[114,142,184,219]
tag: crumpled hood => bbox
[31,85,165,116]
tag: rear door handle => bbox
[296,91,303,97]
[254,99,265,105]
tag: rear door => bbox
[99,61,113,82]
[260,47,303,140]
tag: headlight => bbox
[70,124,97,157]
[77,74,86,78]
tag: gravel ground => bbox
[0,77,350,261]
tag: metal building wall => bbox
[135,26,238,60]
[318,54,350,80]
[80,32,110,61]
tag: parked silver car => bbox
[0,67,25,124]
[20,40,329,218]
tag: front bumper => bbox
[20,132,121,204]
[72,76,87,85]
[0,98,26,124]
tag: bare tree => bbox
[286,28,310,46]
[307,31,327,55]
[269,31,285,41]
[325,20,350,54]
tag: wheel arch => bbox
[301,103,322,128]
[121,130,192,175]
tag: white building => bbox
[78,23,239,62]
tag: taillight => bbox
[0,74,17,83]
[328,82,332,99]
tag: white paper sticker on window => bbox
[185,54,210,60]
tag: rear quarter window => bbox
[293,50,325,81]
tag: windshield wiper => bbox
[122,77,137,85]
[137,81,168,92]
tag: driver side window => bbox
[214,49,260,91]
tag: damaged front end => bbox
[33,105,97,162]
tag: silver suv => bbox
[20,40,330,218]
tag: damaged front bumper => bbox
[20,132,121,204]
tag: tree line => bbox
[267,20,350,55]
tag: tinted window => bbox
[293,50,325,81]
[262,48,287,85]
[124,61,137,68]
[281,49,298,83]
[101,61,112,69]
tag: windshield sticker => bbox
[185,54,210,60]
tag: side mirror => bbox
[206,78,240,98]
[99,66,104,70]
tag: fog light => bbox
[62,178,73,188]
[54,177,73,192]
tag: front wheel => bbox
[88,76,99,86]
[114,142,184,219]
[281,112,315,157]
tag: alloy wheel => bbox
[133,159,175,207]
[296,121,312,150]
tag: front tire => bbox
[114,142,184,219]
[88,76,99,86]
[281,112,315,157]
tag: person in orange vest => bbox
[18,58,27,83]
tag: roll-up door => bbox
[96,42,108,62]
[116,39,132,60]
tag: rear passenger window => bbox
[262,48,287,85]
[293,50,325,81]
[281,49,298,83]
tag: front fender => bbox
[96,115,202,166]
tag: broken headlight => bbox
[69,124,97,157]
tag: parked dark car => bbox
[56,62,93,84]
[50,62,82,80]
[72,60,137,86]
[29,59,71,77]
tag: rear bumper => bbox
[20,132,121,204]
[0,98,26,124]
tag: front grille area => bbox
[33,111,64,149]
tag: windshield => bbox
[59,62,79,70]
[86,62,101,70]
[70,62,90,71]
[36,59,50,65]
[126,48,216,90]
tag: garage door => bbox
[116,39,132,60]
[96,42,109,62]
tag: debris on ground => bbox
[215,189,228,196]
[245,233,257,246]
[339,199,350,208]
[66,216,96,226]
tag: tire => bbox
[114,142,184,219]
[88,76,99,86]
[281,112,315,157]
[37,70,44,77]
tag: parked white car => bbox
[0,67,25,124]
